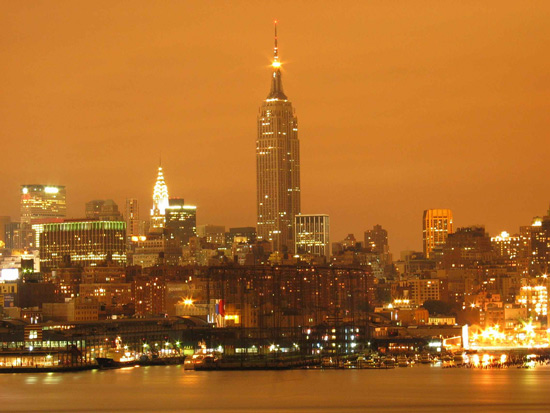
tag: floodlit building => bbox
[40,220,126,269]
[20,185,66,224]
[150,166,169,229]
[294,214,330,257]
[423,209,453,258]
[256,22,300,253]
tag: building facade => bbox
[256,23,300,253]
[423,209,453,258]
[125,198,140,237]
[227,227,256,245]
[364,224,389,254]
[21,185,66,225]
[165,198,197,246]
[530,217,550,275]
[295,214,330,257]
[40,220,126,269]
[196,225,226,247]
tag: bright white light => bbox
[44,187,59,194]
[1,268,19,281]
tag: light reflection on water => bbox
[1,366,550,411]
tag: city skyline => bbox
[2,2,549,253]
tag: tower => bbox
[150,166,169,229]
[423,209,453,258]
[256,22,301,253]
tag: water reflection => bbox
[1,367,549,411]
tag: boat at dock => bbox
[419,353,432,364]
[96,354,185,370]
[397,355,410,367]
[193,355,319,371]
[95,336,185,370]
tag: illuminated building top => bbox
[150,166,170,229]
[267,21,287,101]
[20,184,66,225]
[422,209,453,258]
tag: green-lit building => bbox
[39,220,126,269]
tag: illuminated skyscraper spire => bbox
[150,165,169,229]
[267,20,287,100]
[273,20,279,65]
[257,21,300,252]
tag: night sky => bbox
[1,1,549,253]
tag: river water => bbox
[1,365,549,412]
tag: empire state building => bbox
[256,22,301,253]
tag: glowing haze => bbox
[1,1,549,253]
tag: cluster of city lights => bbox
[470,321,549,350]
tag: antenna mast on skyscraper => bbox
[274,20,278,61]
[272,20,281,68]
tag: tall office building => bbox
[256,22,301,253]
[40,220,126,269]
[165,198,197,246]
[125,198,140,237]
[364,225,389,254]
[20,185,66,224]
[423,209,453,258]
[150,166,169,229]
[85,199,123,221]
[295,214,330,257]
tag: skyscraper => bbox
[125,198,140,237]
[150,166,169,229]
[165,198,197,246]
[256,22,300,253]
[423,209,453,258]
[20,185,66,224]
[295,214,330,258]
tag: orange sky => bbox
[1,1,549,253]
